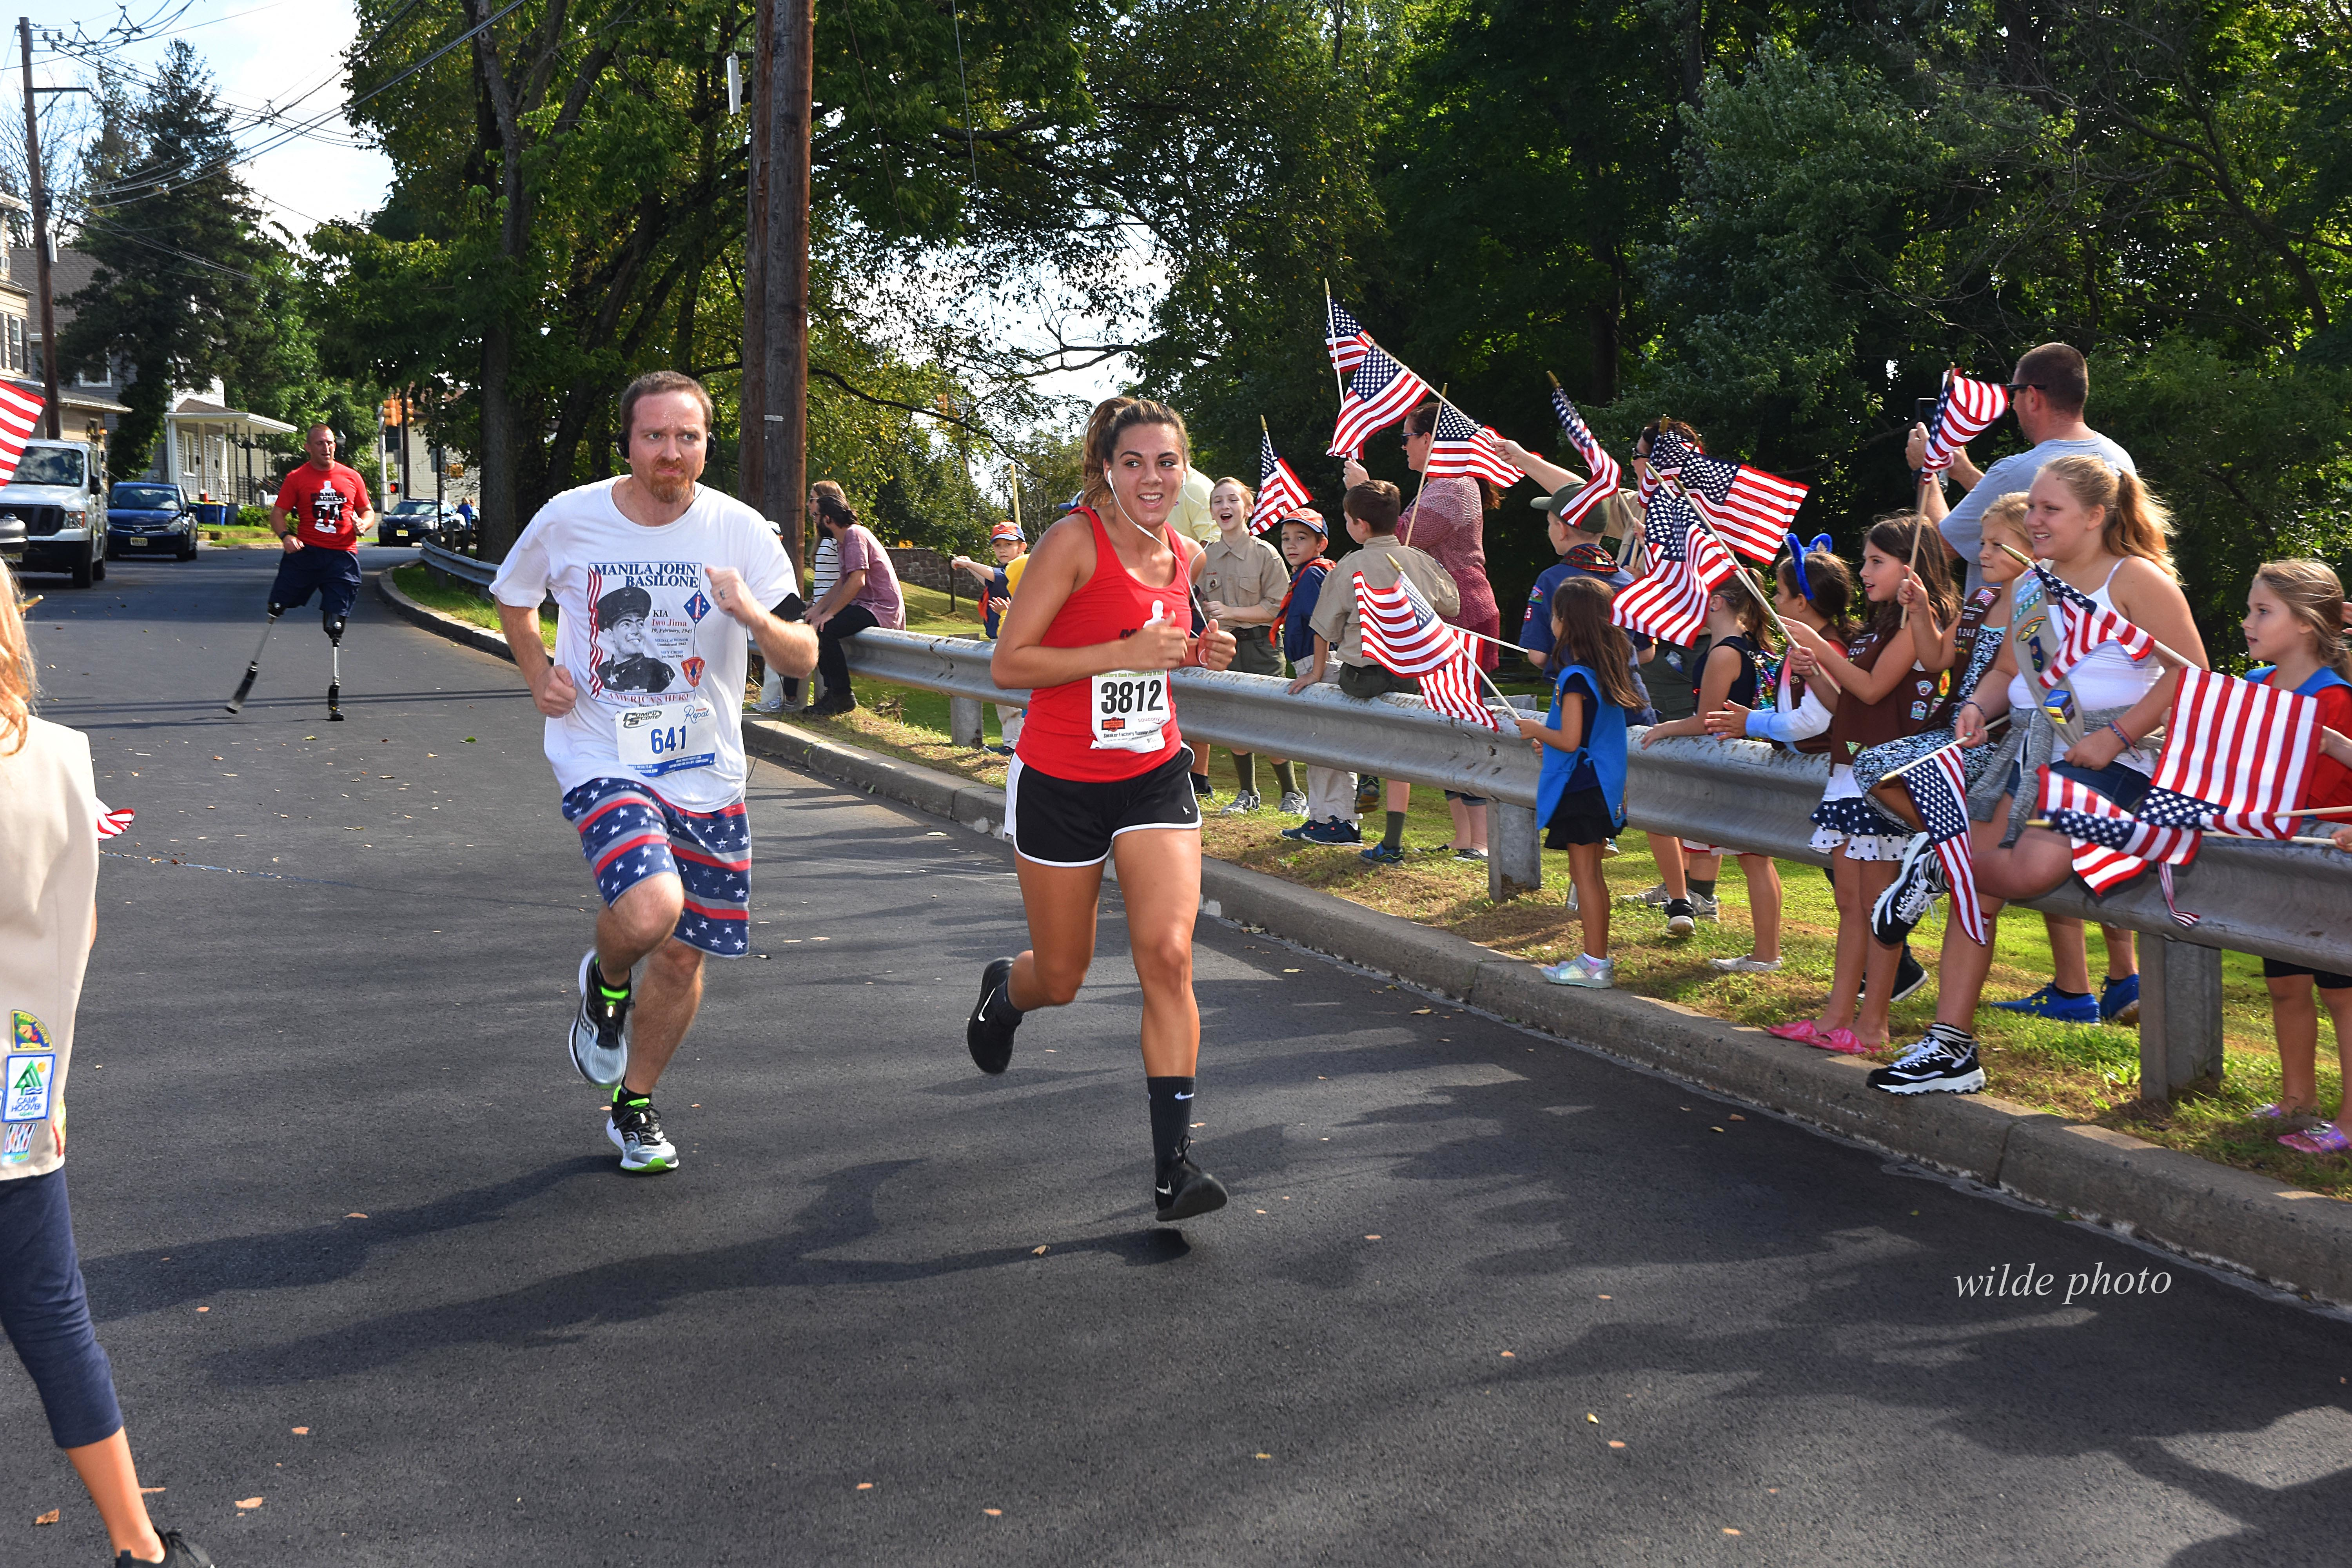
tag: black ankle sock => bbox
[1688,878,1717,899]
[2051,986,2091,1000]
[1383,810,1407,851]
[1147,1076,1195,1169]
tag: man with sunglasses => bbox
[1906,342,2133,595]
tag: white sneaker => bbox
[1277,790,1308,816]
[1541,954,1615,988]
[1690,892,1721,923]
[753,695,785,714]
[1220,790,1262,815]
[1710,954,1784,974]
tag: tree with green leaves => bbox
[58,42,272,475]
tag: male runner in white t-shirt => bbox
[490,371,816,1172]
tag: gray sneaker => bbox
[1541,954,1615,988]
[569,950,630,1090]
[1276,789,1308,816]
[1619,882,1673,908]
[1219,790,1262,815]
[1710,954,1784,974]
[1690,892,1721,922]
[607,1090,678,1173]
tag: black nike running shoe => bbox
[1154,1144,1229,1223]
[967,956,1023,1074]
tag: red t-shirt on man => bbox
[276,462,373,551]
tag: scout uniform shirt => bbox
[1196,532,1289,632]
[1309,535,1463,666]
[0,717,101,1182]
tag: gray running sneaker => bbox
[1690,892,1721,922]
[1277,789,1309,816]
[1219,790,1262,815]
[570,950,630,1090]
[1619,882,1673,908]
[608,1090,677,1173]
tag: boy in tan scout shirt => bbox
[1307,480,1461,864]
[1195,477,1303,815]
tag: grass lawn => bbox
[390,562,558,650]
[777,640,2348,1200]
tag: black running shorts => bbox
[1005,744,1200,867]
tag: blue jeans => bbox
[0,1171,123,1448]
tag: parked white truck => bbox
[1,438,109,588]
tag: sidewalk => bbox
[375,566,2352,1307]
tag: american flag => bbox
[2031,565,2155,694]
[0,382,44,485]
[1920,370,2009,474]
[1422,399,1524,488]
[1328,341,1431,459]
[1891,744,1987,943]
[2038,768,2202,920]
[1326,298,1371,377]
[1249,429,1312,536]
[1645,438,1806,561]
[1354,568,1501,730]
[1548,385,1621,530]
[1610,488,1736,646]
[1636,426,1688,505]
[2142,667,2324,838]
[94,802,135,839]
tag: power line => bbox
[75,0,527,209]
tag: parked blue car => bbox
[105,482,200,561]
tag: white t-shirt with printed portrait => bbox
[492,479,797,811]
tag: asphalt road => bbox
[5,543,2350,1567]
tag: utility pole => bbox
[757,0,813,580]
[737,5,769,519]
[18,18,60,439]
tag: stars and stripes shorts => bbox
[561,778,751,958]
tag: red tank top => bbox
[1014,507,1193,781]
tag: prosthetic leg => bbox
[325,611,347,721]
[225,610,281,714]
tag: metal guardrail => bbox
[419,541,496,590]
[840,628,2352,1101]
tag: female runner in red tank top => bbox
[964,398,1240,1222]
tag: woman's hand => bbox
[1704,701,1753,739]
[1955,702,1989,748]
[1905,423,1931,471]
[2065,723,2127,773]
[1512,715,1549,743]
[1125,618,1192,670]
[1195,619,1238,671]
[1342,458,1370,489]
[2332,827,2352,854]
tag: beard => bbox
[642,468,692,505]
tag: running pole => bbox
[225,613,280,714]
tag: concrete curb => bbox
[377,568,2352,1305]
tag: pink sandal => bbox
[1809,1027,1877,1056]
[1767,1018,1824,1043]
[2278,1124,2352,1156]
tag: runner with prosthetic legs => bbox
[491,372,814,1172]
[231,423,374,718]
[967,397,1240,1222]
